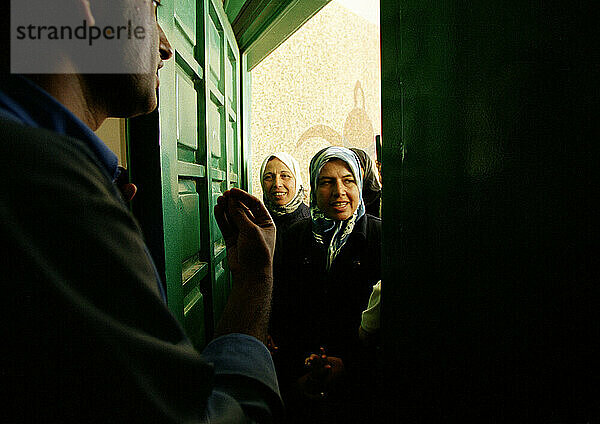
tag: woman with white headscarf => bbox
[260,152,310,238]
[271,146,381,423]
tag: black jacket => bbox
[272,213,381,379]
[0,118,282,422]
[272,202,310,241]
[365,190,381,218]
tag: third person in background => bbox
[349,147,381,218]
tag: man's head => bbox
[82,0,173,118]
[8,0,173,122]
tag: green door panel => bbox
[212,260,227,324]
[174,0,197,44]
[128,0,241,349]
[211,181,226,254]
[203,0,241,330]
[176,65,199,153]
[227,118,238,184]
[183,286,205,347]
[208,98,223,160]
[207,14,223,89]
[226,46,237,108]
[178,179,201,260]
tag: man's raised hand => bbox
[214,188,276,279]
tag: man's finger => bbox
[214,197,235,243]
[119,183,137,202]
[226,194,258,229]
[228,188,273,225]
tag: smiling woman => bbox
[259,152,310,239]
[316,159,361,221]
[271,146,381,423]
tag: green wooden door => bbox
[129,0,241,349]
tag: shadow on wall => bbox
[290,81,379,200]
[296,81,375,156]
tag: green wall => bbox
[381,0,597,420]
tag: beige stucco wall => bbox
[250,0,381,200]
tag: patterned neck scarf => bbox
[260,152,306,217]
[309,146,365,271]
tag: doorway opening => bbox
[248,0,381,200]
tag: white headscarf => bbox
[260,152,306,217]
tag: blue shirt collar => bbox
[0,75,119,180]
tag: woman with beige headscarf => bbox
[260,152,310,237]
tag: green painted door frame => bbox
[128,0,242,349]
[235,0,330,72]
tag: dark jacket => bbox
[365,190,381,218]
[272,202,310,241]
[0,118,283,423]
[272,213,381,380]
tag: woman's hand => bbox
[266,334,279,355]
[296,347,345,399]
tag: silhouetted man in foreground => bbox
[1,1,282,421]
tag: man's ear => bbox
[78,0,95,26]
